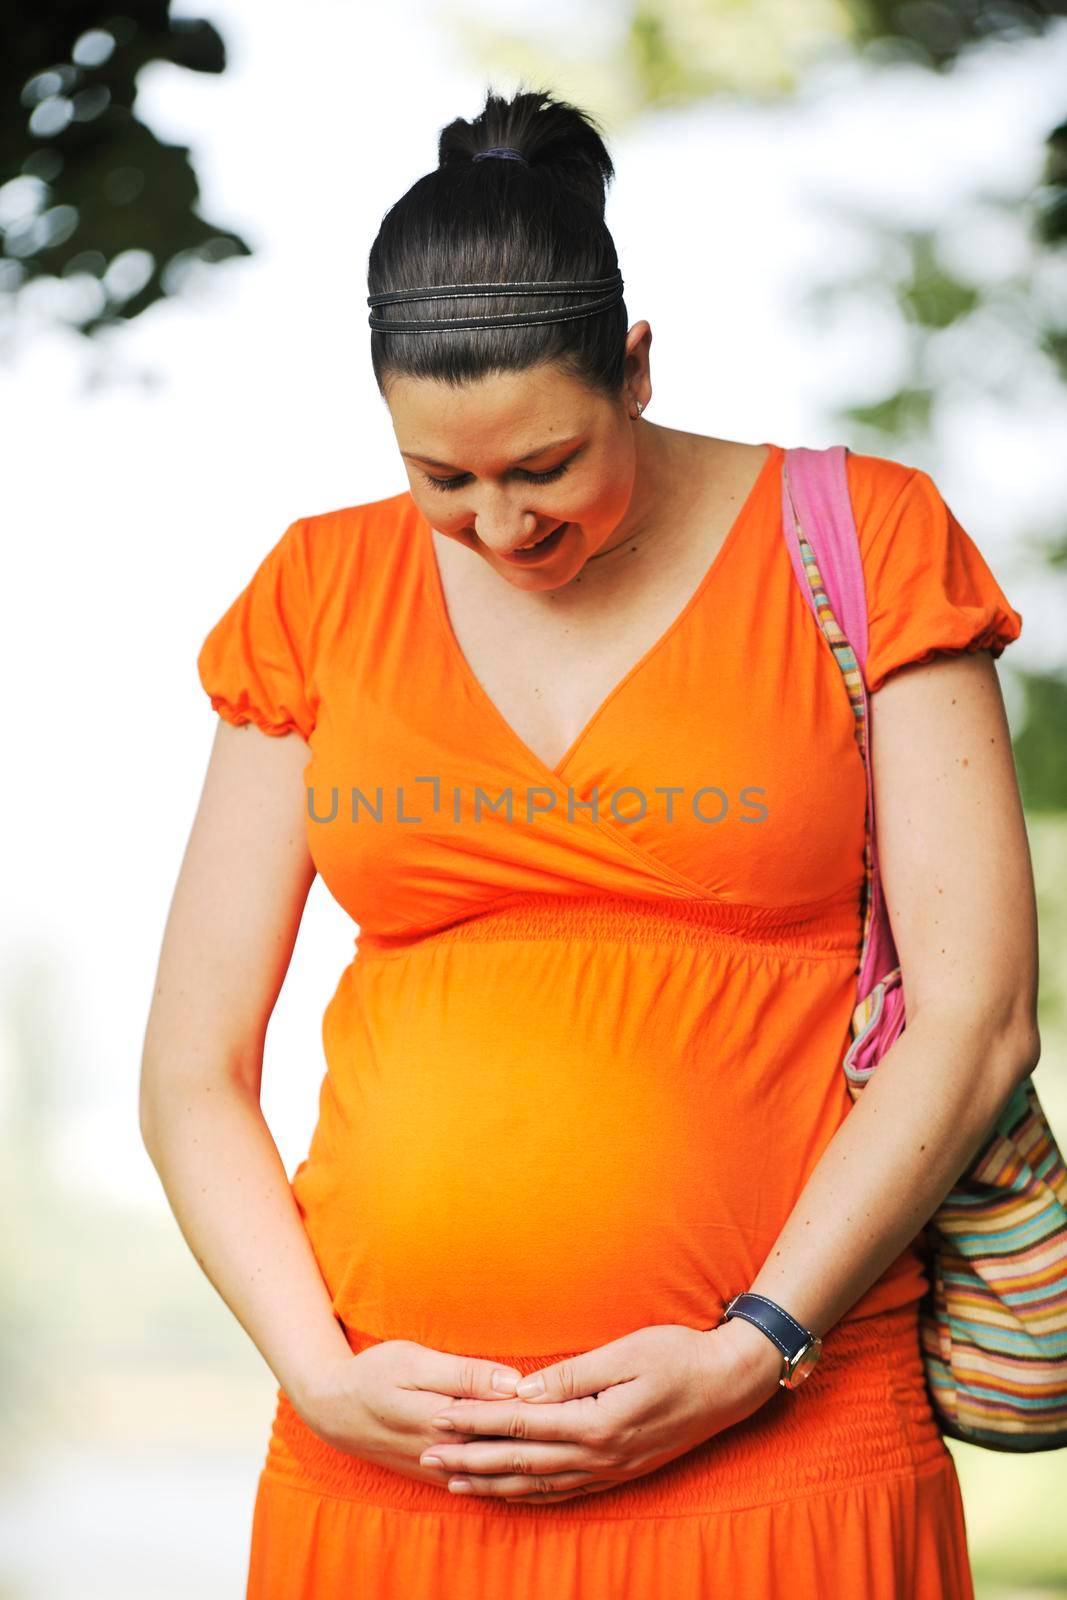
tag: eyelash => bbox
[421,462,571,493]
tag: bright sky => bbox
[3,2,1066,1208]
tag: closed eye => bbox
[420,460,572,493]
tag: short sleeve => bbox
[847,454,1023,696]
[197,517,316,740]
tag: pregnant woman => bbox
[141,87,1041,1598]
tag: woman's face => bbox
[384,326,651,591]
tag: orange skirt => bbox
[245,1299,974,1599]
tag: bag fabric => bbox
[780,443,1067,1453]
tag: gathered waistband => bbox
[260,1301,948,1520]
[356,889,861,963]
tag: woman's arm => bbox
[719,647,1042,1382]
[139,719,354,1422]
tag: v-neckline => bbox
[418,441,781,788]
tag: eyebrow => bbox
[401,434,585,471]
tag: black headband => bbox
[367,270,624,334]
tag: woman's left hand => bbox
[419,1320,785,1504]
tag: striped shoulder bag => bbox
[779,442,1067,1452]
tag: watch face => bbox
[784,1336,822,1388]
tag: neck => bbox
[588,420,693,564]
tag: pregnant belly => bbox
[291,935,873,1357]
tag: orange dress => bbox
[197,442,1022,1599]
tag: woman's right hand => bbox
[299,1340,525,1486]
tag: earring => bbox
[631,398,644,419]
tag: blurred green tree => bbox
[0,1,250,337]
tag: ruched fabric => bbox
[249,1304,973,1600]
[196,442,1022,1598]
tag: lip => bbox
[500,522,570,564]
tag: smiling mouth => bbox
[505,522,569,559]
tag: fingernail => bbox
[421,1454,444,1467]
[491,1370,518,1393]
[431,1416,455,1430]
[515,1374,544,1397]
[448,1477,472,1492]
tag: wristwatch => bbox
[721,1292,823,1389]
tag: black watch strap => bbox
[721,1292,819,1380]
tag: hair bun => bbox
[438,86,614,217]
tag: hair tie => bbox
[472,146,528,165]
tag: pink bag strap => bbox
[779,445,900,993]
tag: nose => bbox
[474,504,543,556]
[479,518,543,556]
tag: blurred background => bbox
[2,1,1067,1595]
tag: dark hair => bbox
[367,85,628,403]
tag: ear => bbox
[622,320,652,414]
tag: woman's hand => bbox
[418,1320,785,1504]
[300,1340,525,1486]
